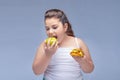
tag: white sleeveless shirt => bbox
[44,38,83,80]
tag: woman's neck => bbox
[58,35,74,47]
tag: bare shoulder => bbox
[35,41,45,56]
[75,38,92,58]
[38,41,45,51]
[76,37,90,53]
[76,38,87,47]
[38,41,44,49]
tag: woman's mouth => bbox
[54,36,57,39]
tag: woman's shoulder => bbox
[75,37,83,42]
[75,37,87,47]
[37,41,45,50]
[68,36,84,44]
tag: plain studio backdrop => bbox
[0,0,120,80]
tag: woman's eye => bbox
[53,26,57,29]
[46,27,49,31]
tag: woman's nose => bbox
[49,29,54,36]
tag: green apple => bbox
[45,37,57,46]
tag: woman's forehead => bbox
[45,18,61,25]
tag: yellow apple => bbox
[45,37,57,46]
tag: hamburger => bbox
[70,48,84,57]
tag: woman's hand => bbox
[44,40,58,56]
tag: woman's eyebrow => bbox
[45,26,49,28]
[51,24,58,27]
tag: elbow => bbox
[83,63,95,73]
[85,66,94,73]
[32,70,41,76]
[32,64,44,75]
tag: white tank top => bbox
[44,38,83,80]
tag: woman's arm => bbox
[32,42,52,75]
[73,38,94,73]
[32,40,58,75]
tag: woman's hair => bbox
[44,9,75,37]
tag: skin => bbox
[32,17,94,75]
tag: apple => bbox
[45,37,57,46]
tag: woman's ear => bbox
[64,23,68,32]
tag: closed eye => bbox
[52,26,58,29]
[45,26,49,31]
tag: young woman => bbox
[32,9,94,80]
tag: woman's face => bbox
[45,17,68,44]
